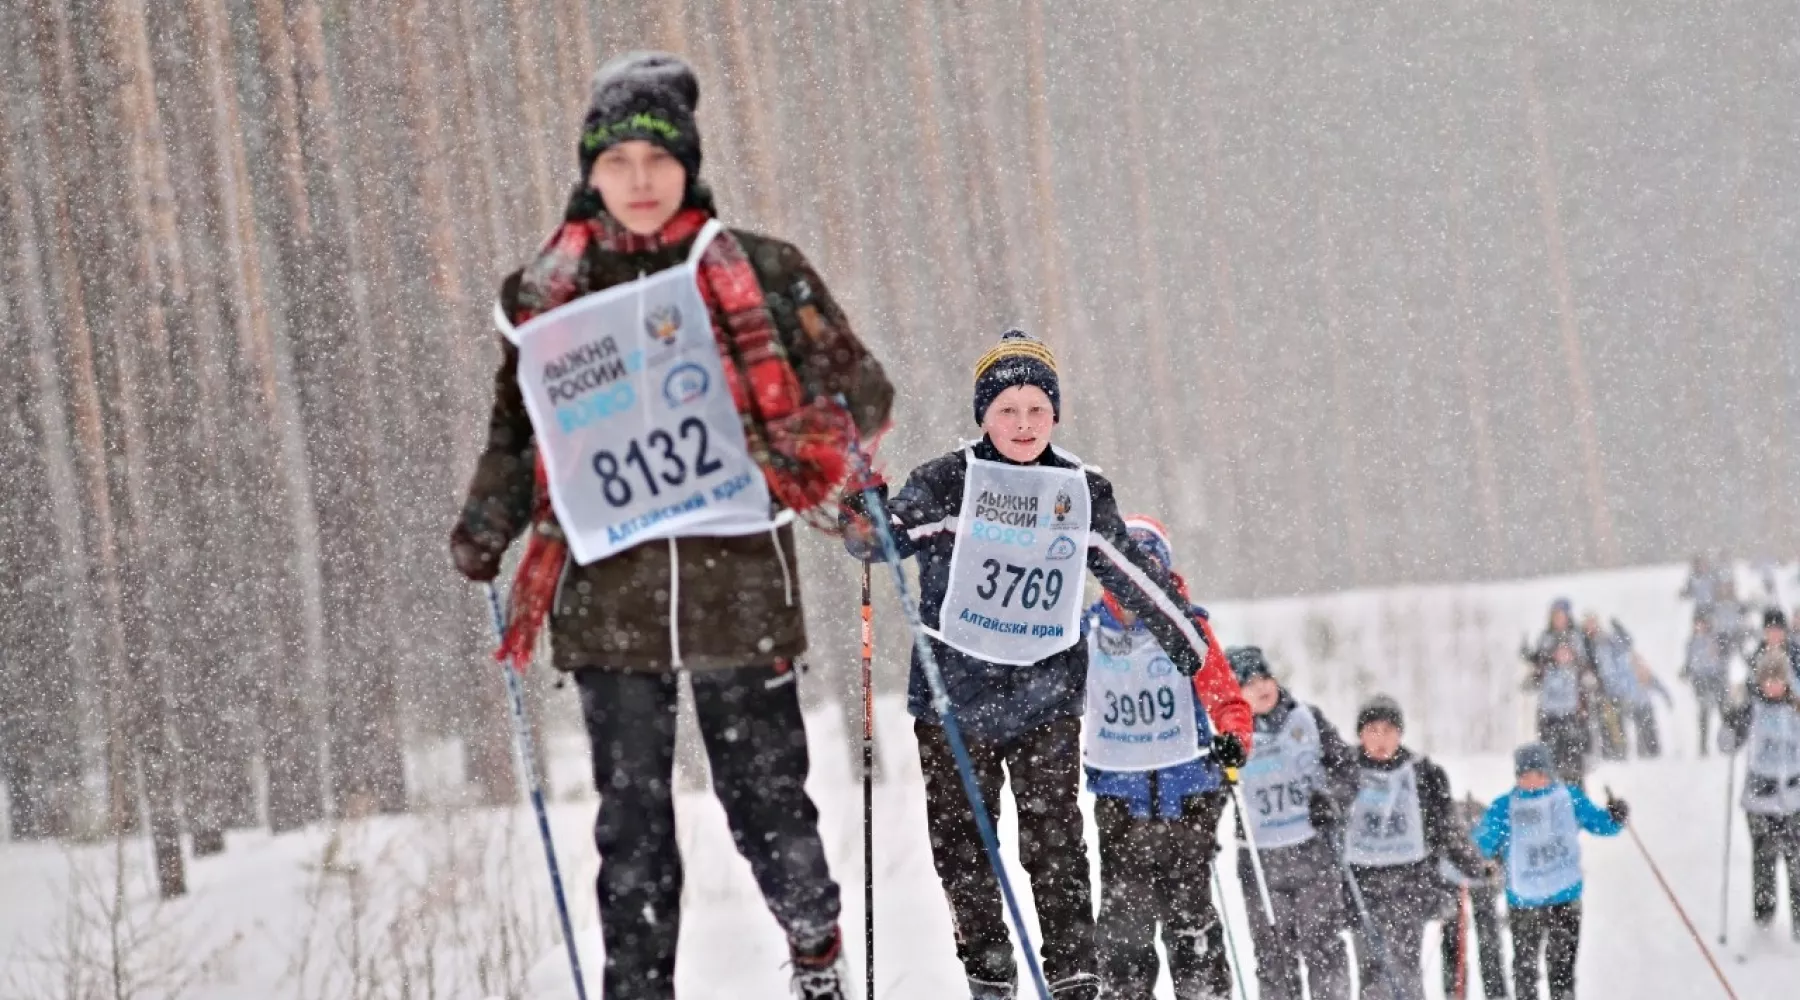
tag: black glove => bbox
[1308,790,1341,831]
[1211,732,1247,770]
[837,478,889,522]
[1606,796,1630,826]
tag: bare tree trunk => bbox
[1516,0,1616,565]
[1020,0,1070,350]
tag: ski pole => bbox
[1332,835,1405,1000]
[839,415,1054,1000]
[1720,752,1736,946]
[1210,866,1251,1000]
[860,564,876,1000]
[1453,886,1470,999]
[1613,792,1741,1000]
[1225,774,1277,923]
[484,584,589,1000]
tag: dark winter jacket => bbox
[844,438,1213,745]
[1346,748,1483,914]
[1528,626,1596,720]
[457,228,893,672]
[1082,599,1253,819]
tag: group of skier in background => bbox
[446,48,1788,1000]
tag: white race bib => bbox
[937,449,1090,664]
[1239,704,1324,849]
[1539,665,1580,716]
[503,221,780,565]
[1744,701,1800,816]
[1344,761,1428,867]
[1082,621,1203,772]
[1506,787,1583,902]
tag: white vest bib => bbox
[1743,700,1800,816]
[937,448,1090,664]
[1239,703,1325,849]
[1345,760,1429,867]
[1082,619,1203,772]
[1506,786,1583,902]
[502,221,781,565]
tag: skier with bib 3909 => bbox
[1472,742,1627,1000]
[1341,695,1485,1000]
[1227,646,1359,1000]
[1720,647,1800,950]
[840,329,1231,1000]
[1081,515,1252,1000]
[450,52,893,1000]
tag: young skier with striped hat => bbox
[1082,516,1253,999]
[1226,646,1360,1000]
[840,329,1241,999]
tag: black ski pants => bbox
[916,716,1096,996]
[576,665,840,1000]
[1094,790,1232,1000]
[1243,836,1353,1000]
[1509,900,1580,1000]
[1536,713,1588,789]
[1748,811,1800,929]
[1439,882,1508,999]
[1348,864,1439,1000]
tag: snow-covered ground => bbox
[5,561,1797,998]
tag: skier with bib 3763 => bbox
[839,329,1233,1000]
[1340,695,1485,1000]
[1227,646,1360,1000]
[1720,647,1800,952]
[1472,743,1627,1000]
[1081,516,1252,1000]
[450,52,893,1000]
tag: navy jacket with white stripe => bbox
[846,437,1209,745]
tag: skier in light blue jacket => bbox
[1472,743,1627,1000]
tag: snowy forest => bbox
[2,0,1798,961]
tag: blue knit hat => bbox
[973,329,1060,424]
[1515,742,1554,777]
[1124,515,1174,574]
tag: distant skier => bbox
[1580,614,1661,760]
[840,329,1235,1000]
[1524,600,1594,787]
[1744,609,1800,689]
[1473,743,1627,1000]
[450,51,893,1000]
[1341,695,1486,1000]
[1082,516,1254,1000]
[1682,615,1732,756]
[1682,552,1734,624]
[1720,647,1800,949]
[1228,646,1359,1000]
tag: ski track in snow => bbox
[4,563,1797,998]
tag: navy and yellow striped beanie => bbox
[972,329,1061,424]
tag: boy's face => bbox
[1761,675,1790,701]
[589,139,687,236]
[1359,721,1401,761]
[1518,771,1552,791]
[1243,676,1280,715]
[982,384,1055,463]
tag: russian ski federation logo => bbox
[1045,535,1078,560]
[662,362,710,408]
[645,304,683,346]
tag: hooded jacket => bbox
[457,223,893,672]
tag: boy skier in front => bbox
[1473,743,1628,1000]
[1083,516,1253,999]
[840,329,1246,999]
[1720,647,1800,949]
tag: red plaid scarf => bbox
[497,207,853,667]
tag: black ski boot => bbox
[790,926,849,1000]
